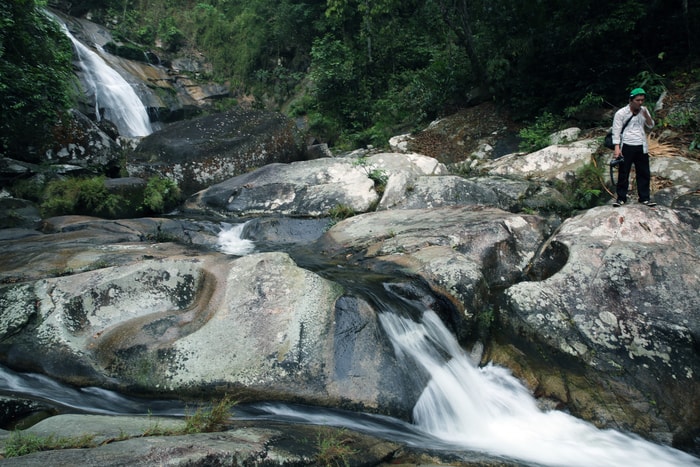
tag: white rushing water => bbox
[56,19,153,137]
[217,222,256,256]
[379,308,700,467]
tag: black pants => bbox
[616,144,651,203]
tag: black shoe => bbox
[612,199,625,207]
[641,200,657,207]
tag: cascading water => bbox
[1,225,697,465]
[219,225,698,466]
[55,17,153,137]
[379,305,699,467]
[217,222,256,255]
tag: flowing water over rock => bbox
[380,307,697,467]
[55,15,153,137]
[1,223,698,466]
[217,222,256,256]
[234,226,700,466]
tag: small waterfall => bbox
[217,222,256,256]
[55,18,153,137]
[379,306,699,467]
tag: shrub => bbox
[183,395,236,434]
[353,157,388,195]
[328,204,355,222]
[564,92,604,120]
[41,176,127,218]
[142,176,181,214]
[518,112,561,152]
[315,428,356,467]
[555,162,605,211]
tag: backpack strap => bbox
[619,114,634,140]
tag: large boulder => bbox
[316,206,554,334]
[185,152,449,218]
[0,216,220,283]
[0,220,421,417]
[498,205,700,449]
[129,108,307,196]
[481,139,600,183]
[41,110,122,173]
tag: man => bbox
[611,87,656,207]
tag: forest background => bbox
[1,0,699,159]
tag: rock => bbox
[0,416,402,467]
[549,127,581,144]
[481,139,600,183]
[498,205,700,448]
[363,152,449,210]
[0,159,38,183]
[42,110,122,174]
[317,205,554,329]
[0,216,220,283]
[382,175,502,210]
[129,108,307,196]
[650,156,700,192]
[0,235,420,417]
[0,197,41,230]
[103,177,147,218]
[0,397,56,430]
[406,103,520,164]
[241,216,330,246]
[185,152,448,218]
[389,133,413,152]
[18,414,186,445]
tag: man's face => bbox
[630,95,645,112]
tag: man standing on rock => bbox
[611,87,657,207]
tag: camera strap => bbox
[610,162,617,186]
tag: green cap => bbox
[629,87,646,98]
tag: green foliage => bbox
[183,395,236,434]
[315,428,357,467]
[0,0,76,158]
[518,112,561,152]
[662,108,698,129]
[690,136,700,152]
[4,0,699,159]
[326,204,356,230]
[4,431,96,458]
[629,70,667,104]
[328,204,355,222]
[142,176,181,214]
[478,307,496,337]
[353,157,388,194]
[41,177,127,218]
[9,178,45,203]
[564,162,605,210]
[564,92,604,119]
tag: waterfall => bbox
[217,222,256,256]
[55,17,153,137]
[379,305,699,467]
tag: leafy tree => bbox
[0,0,75,160]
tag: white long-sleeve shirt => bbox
[612,105,654,153]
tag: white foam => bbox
[217,222,255,256]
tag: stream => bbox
[1,223,698,466]
[11,14,696,465]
